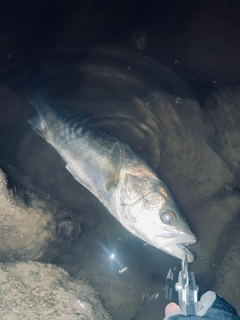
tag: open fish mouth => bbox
[154,233,197,262]
[163,243,196,262]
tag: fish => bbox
[27,93,197,262]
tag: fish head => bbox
[118,175,197,262]
[152,195,197,263]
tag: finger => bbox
[198,291,216,316]
[165,302,182,316]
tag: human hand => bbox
[164,291,240,319]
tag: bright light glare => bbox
[109,253,115,260]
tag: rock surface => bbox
[0,167,81,261]
[0,261,113,320]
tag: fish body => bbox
[28,94,197,262]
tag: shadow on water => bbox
[0,44,240,319]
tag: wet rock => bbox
[211,213,240,315]
[147,91,233,211]
[0,167,81,261]
[204,86,240,175]
[0,261,113,320]
[189,194,240,292]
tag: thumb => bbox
[165,302,182,316]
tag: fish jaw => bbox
[163,244,195,263]
[121,217,197,262]
[154,234,197,262]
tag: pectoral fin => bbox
[104,142,122,191]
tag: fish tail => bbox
[28,114,47,140]
[28,92,59,115]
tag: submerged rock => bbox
[0,261,113,320]
[0,167,81,261]
[204,86,240,175]
[211,212,240,316]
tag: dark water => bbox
[1,45,240,319]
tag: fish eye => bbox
[160,210,176,224]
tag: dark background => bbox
[1,0,240,88]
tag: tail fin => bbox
[6,68,61,115]
[27,114,47,140]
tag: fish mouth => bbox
[162,243,195,262]
[155,234,197,262]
